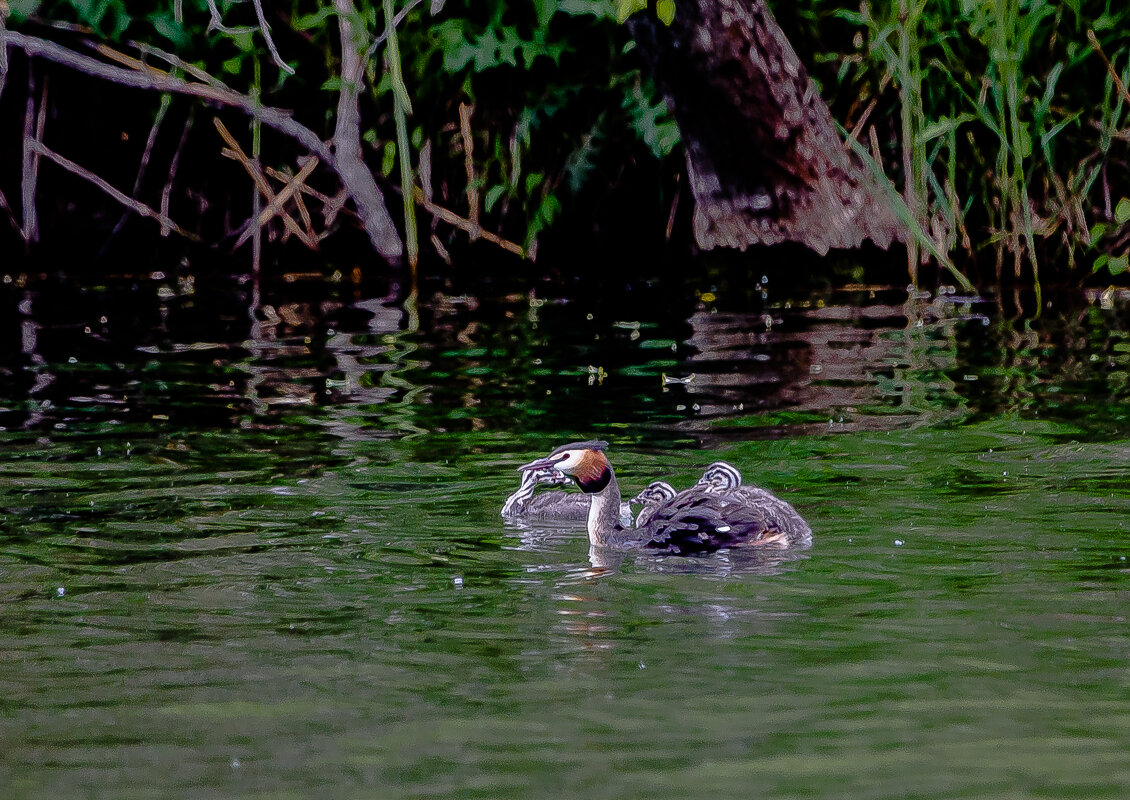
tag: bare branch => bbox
[204,0,256,35]
[0,3,9,102]
[107,92,173,243]
[235,156,319,249]
[458,102,479,235]
[20,70,44,244]
[1,29,402,258]
[364,0,423,65]
[264,166,356,227]
[28,139,200,240]
[214,117,315,248]
[332,0,403,258]
[161,108,194,236]
[413,187,524,257]
[251,0,295,76]
[119,41,228,89]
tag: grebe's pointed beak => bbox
[518,455,559,472]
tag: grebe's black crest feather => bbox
[550,440,608,456]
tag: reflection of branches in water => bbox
[679,289,970,439]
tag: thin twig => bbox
[20,70,42,244]
[286,162,317,236]
[0,3,9,102]
[204,0,256,35]
[106,92,172,247]
[0,187,20,236]
[263,165,357,224]
[363,0,423,65]
[1088,30,1130,106]
[331,0,403,257]
[235,156,320,248]
[845,98,878,148]
[413,187,524,256]
[161,108,194,236]
[214,117,316,248]
[118,41,228,89]
[28,139,199,240]
[1,29,401,257]
[251,0,295,75]
[458,102,479,234]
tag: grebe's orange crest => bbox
[572,449,612,493]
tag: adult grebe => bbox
[519,441,794,554]
[501,465,634,525]
[693,461,812,547]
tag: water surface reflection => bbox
[3,261,1130,799]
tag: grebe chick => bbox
[501,464,633,525]
[519,441,790,555]
[694,460,812,547]
[631,481,676,527]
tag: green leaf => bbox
[1092,254,1109,273]
[917,114,976,144]
[1108,253,1129,275]
[1089,222,1108,243]
[294,8,336,30]
[624,83,681,158]
[8,0,42,20]
[614,0,648,23]
[381,141,397,177]
[656,0,675,24]
[484,184,506,213]
[1115,197,1130,225]
[222,56,243,75]
[149,11,191,48]
[531,0,556,27]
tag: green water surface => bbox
[1,273,1128,798]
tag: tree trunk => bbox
[632,0,904,255]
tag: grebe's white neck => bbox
[585,469,623,546]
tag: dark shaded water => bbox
[2,260,1129,798]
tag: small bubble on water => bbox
[96,446,102,457]
[894,539,904,547]
[453,575,464,588]
[56,587,65,597]
[638,661,646,670]
[231,758,241,769]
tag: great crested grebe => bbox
[501,465,634,525]
[693,461,812,547]
[519,441,803,554]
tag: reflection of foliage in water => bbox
[6,265,1130,443]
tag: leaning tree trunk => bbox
[631,0,903,255]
